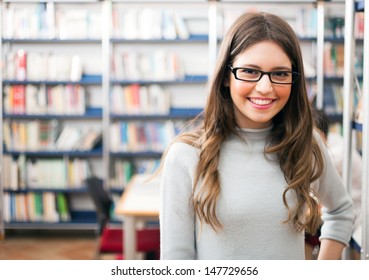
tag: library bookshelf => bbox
[0,0,104,232]
[0,0,356,239]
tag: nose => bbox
[254,74,273,94]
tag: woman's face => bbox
[226,40,292,129]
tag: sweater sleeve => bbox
[160,143,197,259]
[314,133,354,246]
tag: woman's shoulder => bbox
[159,141,199,179]
[167,141,200,158]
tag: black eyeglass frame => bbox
[228,65,300,85]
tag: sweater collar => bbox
[234,125,273,141]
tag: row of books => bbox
[4,50,83,82]
[219,8,318,39]
[324,42,344,77]
[3,84,86,115]
[220,7,362,40]
[292,7,318,38]
[3,192,70,223]
[4,156,159,192]
[355,12,365,39]
[112,50,184,81]
[325,17,345,39]
[109,159,160,189]
[3,120,102,152]
[2,2,102,39]
[110,84,170,115]
[309,84,348,117]
[109,120,184,153]
[323,85,344,115]
[55,126,102,151]
[4,3,364,41]
[323,43,363,78]
[3,155,92,191]
[112,8,191,40]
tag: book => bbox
[15,49,27,80]
[27,193,37,222]
[138,9,162,39]
[56,193,71,222]
[17,154,27,190]
[34,193,44,221]
[78,128,102,151]
[42,192,59,222]
[3,194,11,222]
[12,85,26,114]
[27,120,40,151]
[3,120,12,150]
[355,95,363,124]
[174,13,190,40]
[162,10,177,40]
[121,9,139,39]
[25,85,39,114]
[70,55,83,82]
[27,52,48,80]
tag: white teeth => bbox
[249,98,273,105]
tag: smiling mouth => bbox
[248,98,274,106]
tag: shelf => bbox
[3,107,103,119]
[305,76,345,83]
[2,38,102,44]
[4,187,124,196]
[4,211,98,231]
[3,75,103,86]
[298,36,344,43]
[3,188,89,194]
[111,107,202,120]
[111,74,208,85]
[4,147,103,157]
[110,151,163,158]
[111,34,208,43]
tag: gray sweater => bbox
[160,126,354,259]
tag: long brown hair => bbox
[165,12,324,234]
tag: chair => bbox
[85,176,160,259]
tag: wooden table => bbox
[115,173,160,260]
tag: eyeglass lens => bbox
[235,68,295,84]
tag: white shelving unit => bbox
[360,0,369,260]
[343,0,368,260]
[0,0,104,233]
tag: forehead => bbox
[234,40,291,68]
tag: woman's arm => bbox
[318,239,346,260]
[314,132,354,250]
[160,143,197,259]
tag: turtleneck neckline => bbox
[236,125,273,133]
[232,125,273,142]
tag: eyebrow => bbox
[238,64,292,71]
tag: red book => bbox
[12,85,26,114]
[130,84,141,113]
[16,50,27,81]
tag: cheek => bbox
[278,87,292,101]
[229,81,254,98]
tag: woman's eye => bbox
[273,71,288,77]
[242,68,258,74]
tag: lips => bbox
[248,97,275,106]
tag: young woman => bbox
[159,12,354,260]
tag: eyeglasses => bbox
[228,66,299,84]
